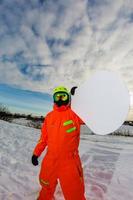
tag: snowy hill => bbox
[12,118,31,127]
[0,120,133,200]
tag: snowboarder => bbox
[31,86,86,200]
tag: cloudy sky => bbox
[0,0,133,117]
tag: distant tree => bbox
[0,104,12,122]
[26,114,33,120]
[40,116,44,121]
[0,103,45,128]
[0,103,9,112]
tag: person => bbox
[31,86,86,200]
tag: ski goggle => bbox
[53,93,69,102]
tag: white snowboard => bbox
[71,70,130,135]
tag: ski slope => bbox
[0,120,133,200]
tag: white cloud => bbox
[0,62,26,86]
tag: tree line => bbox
[0,104,44,129]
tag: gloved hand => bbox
[31,154,39,166]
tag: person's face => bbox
[53,92,70,107]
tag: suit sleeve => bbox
[33,117,48,157]
[77,115,85,125]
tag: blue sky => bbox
[0,84,52,116]
[0,0,133,117]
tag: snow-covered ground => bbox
[0,120,133,200]
[12,118,30,127]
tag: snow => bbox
[0,120,133,200]
[113,125,133,136]
[12,118,30,127]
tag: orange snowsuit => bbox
[33,104,86,200]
